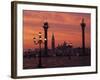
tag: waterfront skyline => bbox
[23,10,91,50]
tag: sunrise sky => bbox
[23,10,91,50]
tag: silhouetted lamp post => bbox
[80,18,86,55]
[33,32,43,68]
[43,22,49,56]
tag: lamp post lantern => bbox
[33,32,43,68]
[80,18,86,55]
[43,22,49,56]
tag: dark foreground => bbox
[23,55,90,69]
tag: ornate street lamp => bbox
[33,32,43,68]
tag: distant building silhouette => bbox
[56,41,72,49]
[51,33,55,51]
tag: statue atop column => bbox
[80,18,86,55]
[43,21,49,56]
